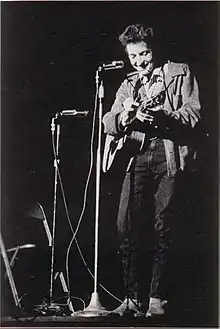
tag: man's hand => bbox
[136,109,154,124]
[119,97,139,128]
[136,108,169,129]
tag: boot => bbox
[146,297,167,317]
[111,298,142,316]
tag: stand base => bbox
[73,292,109,317]
[34,302,66,316]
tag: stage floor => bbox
[0,314,165,328]
[0,314,187,327]
[1,306,216,328]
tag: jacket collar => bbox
[127,61,185,89]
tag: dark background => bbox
[1,1,219,326]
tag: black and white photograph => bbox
[1,1,219,327]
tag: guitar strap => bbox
[132,77,143,102]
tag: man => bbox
[102,24,201,317]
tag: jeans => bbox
[117,139,177,300]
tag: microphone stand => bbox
[49,114,60,308]
[35,116,77,316]
[75,67,108,317]
[36,114,70,315]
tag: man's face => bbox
[126,41,154,74]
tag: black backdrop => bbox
[1,1,219,326]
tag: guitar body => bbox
[102,134,126,173]
[102,131,146,173]
[102,91,166,172]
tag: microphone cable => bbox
[63,87,98,306]
[51,115,94,308]
[62,87,123,305]
[51,87,123,311]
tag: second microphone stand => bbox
[37,114,74,316]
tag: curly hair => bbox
[119,24,154,47]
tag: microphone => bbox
[60,109,89,117]
[101,60,124,70]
